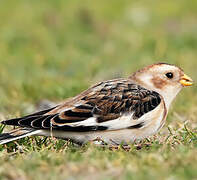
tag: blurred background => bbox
[0,0,197,114]
[0,1,197,180]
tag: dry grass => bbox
[0,0,196,179]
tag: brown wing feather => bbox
[1,79,161,131]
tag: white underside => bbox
[37,102,166,145]
[38,129,143,145]
[0,101,166,145]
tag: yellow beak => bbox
[180,74,193,86]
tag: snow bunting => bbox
[0,63,193,145]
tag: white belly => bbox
[38,101,167,145]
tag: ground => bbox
[0,0,196,180]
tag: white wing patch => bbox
[57,101,165,132]
[60,112,144,130]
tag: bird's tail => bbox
[0,128,40,145]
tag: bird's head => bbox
[130,63,193,109]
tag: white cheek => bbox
[136,74,183,110]
[156,84,182,109]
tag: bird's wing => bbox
[2,79,162,131]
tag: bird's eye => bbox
[166,72,174,79]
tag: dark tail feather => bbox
[0,128,40,145]
[1,106,56,127]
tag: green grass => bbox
[0,0,197,179]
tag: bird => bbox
[0,63,193,145]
